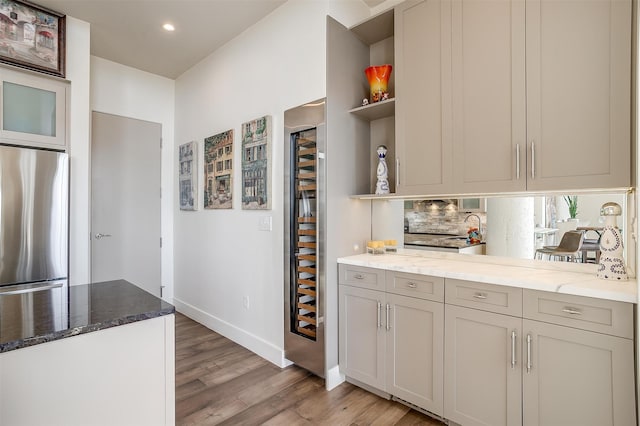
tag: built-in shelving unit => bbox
[347,8,396,196]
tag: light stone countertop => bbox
[337,249,638,304]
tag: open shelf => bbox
[350,8,394,45]
[349,98,395,121]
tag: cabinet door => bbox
[525,0,631,190]
[444,305,522,426]
[0,68,68,149]
[386,293,444,415]
[523,320,636,426]
[451,0,526,193]
[338,285,386,390]
[395,0,453,196]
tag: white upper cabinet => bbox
[525,0,631,190]
[0,67,69,150]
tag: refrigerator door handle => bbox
[95,233,112,240]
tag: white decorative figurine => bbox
[375,145,390,195]
[597,202,628,281]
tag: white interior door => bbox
[91,111,161,296]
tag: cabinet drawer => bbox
[445,279,522,316]
[523,290,633,339]
[386,271,444,302]
[338,264,385,290]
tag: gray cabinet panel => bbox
[523,319,636,426]
[395,0,453,195]
[444,305,522,426]
[386,293,444,415]
[338,285,386,390]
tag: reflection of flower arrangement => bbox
[467,227,481,244]
[563,195,578,219]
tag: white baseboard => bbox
[173,298,288,368]
[325,365,345,390]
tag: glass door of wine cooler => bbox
[283,99,325,378]
[291,128,317,340]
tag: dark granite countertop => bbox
[0,280,174,353]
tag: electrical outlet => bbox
[243,296,250,310]
[258,216,272,231]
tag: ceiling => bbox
[34,0,384,80]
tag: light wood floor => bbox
[175,313,446,425]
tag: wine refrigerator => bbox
[283,98,326,377]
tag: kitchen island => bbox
[338,250,637,425]
[0,280,175,426]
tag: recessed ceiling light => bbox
[163,23,175,32]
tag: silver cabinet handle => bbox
[95,233,112,240]
[354,274,364,280]
[516,143,520,180]
[562,307,582,315]
[377,301,382,328]
[407,282,417,289]
[396,158,400,187]
[473,292,488,300]
[526,334,532,373]
[530,140,535,179]
[386,303,391,331]
[511,330,517,369]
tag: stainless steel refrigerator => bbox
[284,99,326,377]
[0,144,69,340]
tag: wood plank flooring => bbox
[175,313,446,425]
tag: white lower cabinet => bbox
[339,265,444,416]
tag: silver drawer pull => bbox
[511,330,517,369]
[354,274,364,280]
[473,292,488,300]
[407,282,417,288]
[562,307,582,315]
[526,334,532,373]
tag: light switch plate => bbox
[259,216,272,231]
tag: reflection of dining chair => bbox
[535,230,585,262]
[580,230,602,263]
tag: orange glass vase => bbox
[365,65,392,103]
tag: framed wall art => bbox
[204,129,233,209]
[241,115,271,210]
[178,141,197,211]
[0,0,66,77]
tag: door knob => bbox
[95,233,112,240]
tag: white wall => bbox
[66,17,91,286]
[90,57,176,301]
[173,0,369,370]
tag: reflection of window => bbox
[245,148,252,162]
[258,145,264,160]
[207,163,213,172]
[225,159,232,169]
[218,148,223,156]
[216,161,223,172]
[225,146,231,154]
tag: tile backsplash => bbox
[405,200,487,235]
